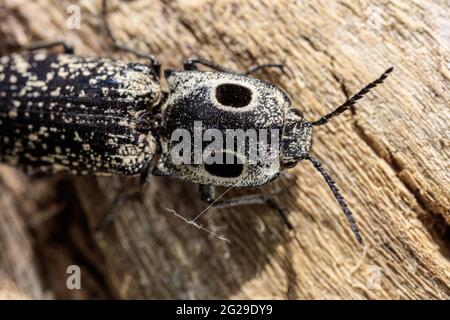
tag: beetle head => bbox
[280,108,313,168]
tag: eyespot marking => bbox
[204,153,244,178]
[215,83,252,108]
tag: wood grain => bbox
[0,170,46,299]
[0,0,448,299]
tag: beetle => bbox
[0,0,393,243]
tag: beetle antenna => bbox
[311,67,393,126]
[307,155,363,244]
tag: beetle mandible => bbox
[0,0,394,243]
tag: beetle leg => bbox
[184,57,288,77]
[94,163,152,238]
[24,40,74,54]
[0,40,74,54]
[101,0,160,75]
[199,184,293,230]
[244,63,286,76]
[94,184,138,239]
[183,56,237,73]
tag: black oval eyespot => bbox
[204,153,244,178]
[215,83,252,108]
[204,162,244,178]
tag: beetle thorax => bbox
[153,70,303,187]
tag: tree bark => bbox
[0,0,448,299]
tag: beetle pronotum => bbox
[0,0,393,243]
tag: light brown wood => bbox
[0,171,46,299]
[0,0,448,299]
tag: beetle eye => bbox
[204,153,244,178]
[215,83,252,108]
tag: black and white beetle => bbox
[0,0,393,243]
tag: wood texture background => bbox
[0,0,448,299]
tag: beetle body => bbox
[0,43,392,243]
[0,51,160,175]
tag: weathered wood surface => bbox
[0,0,448,299]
